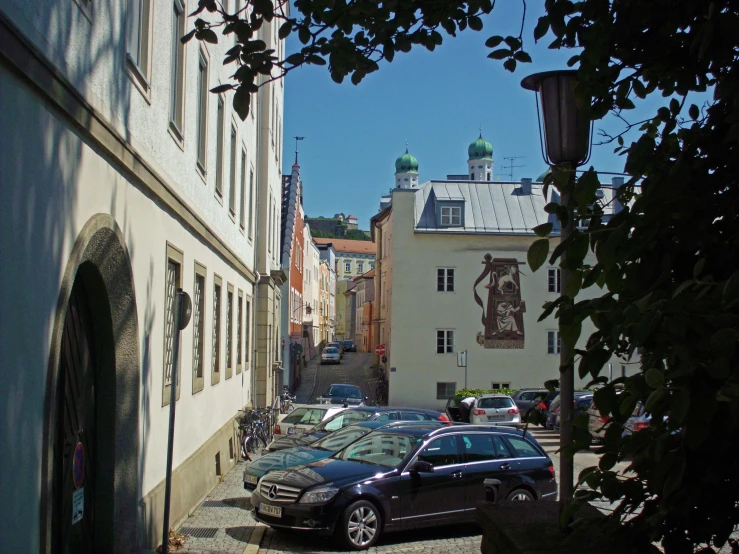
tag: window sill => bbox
[168,121,185,151]
[214,189,224,206]
[125,55,152,104]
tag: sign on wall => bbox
[473,255,526,349]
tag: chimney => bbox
[520,178,532,195]
[612,177,625,214]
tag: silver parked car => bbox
[469,394,522,426]
[273,404,346,438]
[321,346,341,365]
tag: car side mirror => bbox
[410,460,434,473]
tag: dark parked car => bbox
[511,389,551,420]
[251,424,556,550]
[546,392,593,430]
[343,340,357,352]
[317,383,366,406]
[266,406,451,451]
[553,394,593,432]
[244,420,446,488]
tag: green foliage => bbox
[454,387,516,398]
[309,228,371,241]
[196,0,739,550]
[344,229,371,241]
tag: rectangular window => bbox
[192,263,206,394]
[215,97,225,196]
[436,382,456,399]
[229,125,237,215]
[236,290,243,374]
[437,268,455,292]
[548,268,561,293]
[245,299,251,363]
[239,149,247,229]
[196,50,208,174]
[369,262,375,270]
[163,244,183,405]
[126,0,152,92]
[547,330,561,354]
[226,285,234,379]
[436,329,455,354]
[268,195,273,253]
[491,382,511,390]
[169,0,185,138]
[345,261,351,274]
[357,261,364,274]
[440,206,462,226]
[212,275,222,385]
[248,168,255,239]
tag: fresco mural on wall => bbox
[473,255,526,349]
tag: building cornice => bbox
[0,12,257,284]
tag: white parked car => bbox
[273,404,345,438]
[469,394,522,426]
[321,347,341,365]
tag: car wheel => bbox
[337,499,381,550]
[507,488,535,501]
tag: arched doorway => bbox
[42,215,140,554]
[52,264,104,553]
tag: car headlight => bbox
[299,486,340,504]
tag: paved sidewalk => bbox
[294,353,321,403]
[174,461,262,554]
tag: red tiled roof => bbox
[347,214,357,219]
[313,238,375,255]
[352,269,375,281]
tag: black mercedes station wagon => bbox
[250,424,556,550]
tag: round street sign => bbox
[72,442,85,489]
[375,344,386,357]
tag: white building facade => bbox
[373,139,632,410]
[0,2,284,551]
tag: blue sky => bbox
[281,0,661,230]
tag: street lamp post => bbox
[521,70,593,526]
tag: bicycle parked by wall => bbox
[280,386,296,414]
[236,407,275,461]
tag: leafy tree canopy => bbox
[186,0,739,551]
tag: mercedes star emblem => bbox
[268,485,279,499]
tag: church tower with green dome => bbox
[467,132,494,181]
[395,146,419,189]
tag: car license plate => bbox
[259,503,282,518]
[488,415,505,421]
[245,474,258,485]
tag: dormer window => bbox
[440,205,462,226]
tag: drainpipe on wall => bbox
[251,67,264,410]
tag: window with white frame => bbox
[215,97,225,196]
[212,276,222,384]
[492,382,511,390]
[436,382,456,399]
[192,264,206,393]
[245,298,251,363]
[248,168,255,239]
[239,149,247,229]
[126,0,152,92]
[440,205,462,226]
[436,329,455,354]
[169,0,185,138]
[236,291,243,373]
[369,261,375,270]
[229,124,237,214]
[345,261,351,274]
[437,268,455,292]
[357,261,364,274]
[163,244,183,405]
[196,50,209,174]
[548,268,561,293]
[226,286,234,379]
[547,330,561,354]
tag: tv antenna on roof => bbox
[500,156,526,181]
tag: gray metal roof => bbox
[414,180,561,235]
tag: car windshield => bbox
[328,385,362,398]
[280,407,327,425]
[338,433,422,467]
[325,348,338,354]
[343,341,354,346]
[477,397,514,409]
[313,425,373,451]
[314,410,372,432]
